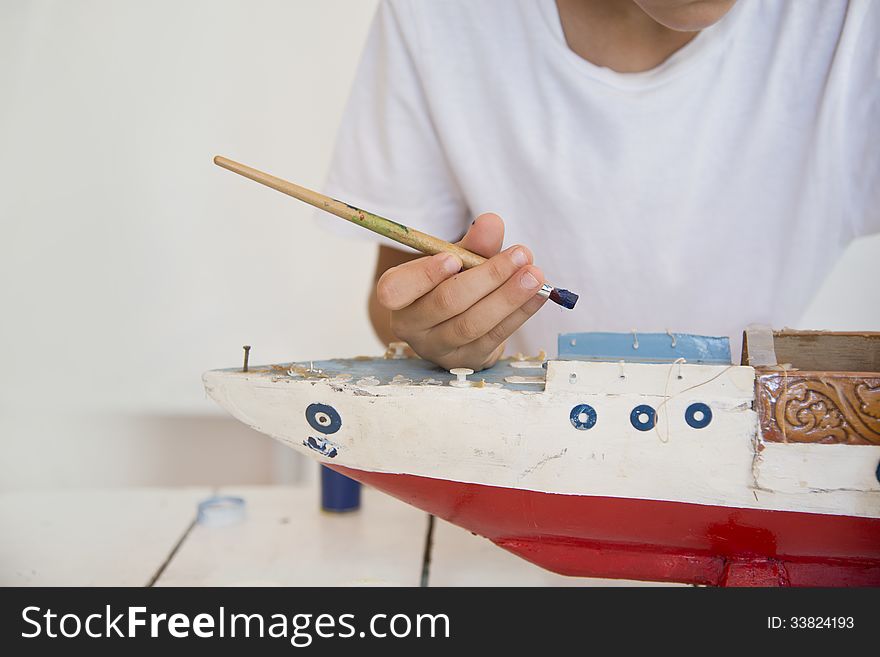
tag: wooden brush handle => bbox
[213,156,485,268]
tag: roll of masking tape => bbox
[197,495,246,527]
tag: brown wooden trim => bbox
[755,370,880,445]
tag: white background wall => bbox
[1,0,878,490]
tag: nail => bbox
[242,345,251,372]
[520,270,539,289]
[511,248,528,268]
[438,253,461,274]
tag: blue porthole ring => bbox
[570,404,597,430]
[306,403,342,434]
[630,404,657,431]
[685,402,713,429]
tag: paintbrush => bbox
[213,156,579,309]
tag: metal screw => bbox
[242,345,251,372]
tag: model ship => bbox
[203,327,880,586]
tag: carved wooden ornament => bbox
[756,371,880,445]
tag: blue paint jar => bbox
[321,465,361,512]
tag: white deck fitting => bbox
[0,487,209,586]
[426,518,685,587]
[154,486,427,587]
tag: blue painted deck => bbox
[558,332,731,364]
[223,332,732,390]
[235,356,545,391]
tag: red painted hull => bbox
[332,465,880,586]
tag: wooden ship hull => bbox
[203,330,880,586]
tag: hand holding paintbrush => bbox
[214,156,578,369]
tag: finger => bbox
[427,265,545,348]
[376,252,462,311]
[457,212,504,258]
[380,212,502,312]
[407,244,534,328]
[466,289,549,358]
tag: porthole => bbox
[570,404,597,430]
[305,403,342,434]
[630,404,656,431]
[685,402,712,429]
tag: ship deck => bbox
[227,355,550,392]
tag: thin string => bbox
[653,360,738,443]
[654,358,686,443]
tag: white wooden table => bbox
[156,486,426,586]
[0,487,210,586]
[2,485,671,586]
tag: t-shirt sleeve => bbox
[316,0,469,248]
[839,0,880,237]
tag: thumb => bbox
[457,212,505,258]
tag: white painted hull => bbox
[203,360,880,520]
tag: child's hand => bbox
[375,213,547,370]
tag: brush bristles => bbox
[549,288,579,310]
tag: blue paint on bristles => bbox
[549,288,579,310]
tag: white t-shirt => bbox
[321,0,879,357]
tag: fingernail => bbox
[438,253,461,274]
[520,270,539,289]
[511,248,528,268]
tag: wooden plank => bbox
[772,331,880,372]
[427,518,684,587]
[0,487,210,586]
[155,485,427,586]
[741,325,777,366]
[754,443,880,494]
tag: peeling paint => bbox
[303,436,339,458]
[352,388,381,397]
